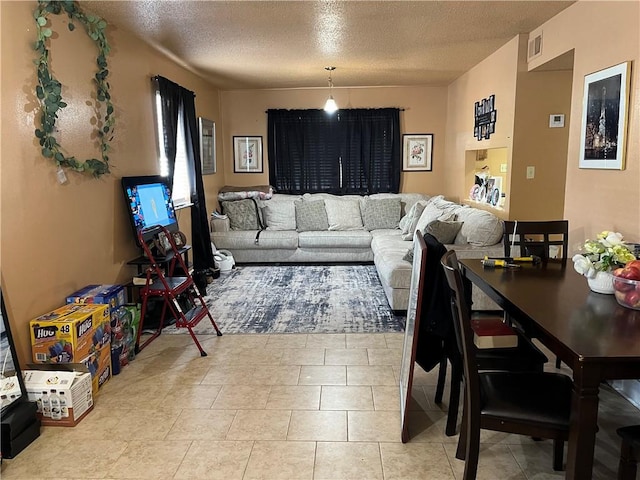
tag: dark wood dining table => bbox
[459,258,640,479]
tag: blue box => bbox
[66,284,126,320]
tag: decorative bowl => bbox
[612,276,640,310]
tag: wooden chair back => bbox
[503,220,568,265]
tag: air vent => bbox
[528,33,543,60]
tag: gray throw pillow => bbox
[295,200,329,232]
[362,197,402,231]
[425,220,463,244]
[403,247,414,263]
[221,199,260,230]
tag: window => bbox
[267,108,400,194]
[155,90,192,208]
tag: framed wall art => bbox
[579,61,631,170]
[402,134,433,171]
[198,117,216,174]
[233,136,263,173]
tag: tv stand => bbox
[127,245,192,276]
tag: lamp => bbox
[323,66,338,113]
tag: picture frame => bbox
[233,136,263,173]
[198,117,216,174]
[579,61,631,170]
[402,134,433,171]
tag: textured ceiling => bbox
[86,1,575,90]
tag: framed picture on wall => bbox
[579,61,631,170]
[233,136,263,173]
[402,134,433,171]
[198,118,216,174]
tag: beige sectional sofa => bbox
[210,192,504,311]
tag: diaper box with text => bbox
[30,304,110,365]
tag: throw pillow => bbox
[399,201,424,233]
[262,201,296,231]
[324,198,364,231]
[455,208,504,246]
[221,199,260,230]
[400,202,426,240]
[295,200,329,232]
[425,220,463,244]
[362,197,401,231]
[403,247,414,263]
[412,202,449,239]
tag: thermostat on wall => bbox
[549,114,565,128]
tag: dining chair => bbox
[503,220,569,368]
[440,250,572,479]
[503,220,569,265]
[418,233,548,437]
[617,425,640,479]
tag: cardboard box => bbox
[66,284,126,323]
[81,343,111,394]
[22,366,93,427]
[30,304,110,364]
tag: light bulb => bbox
[324,96,338,113]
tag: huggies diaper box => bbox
[29,304,111,394]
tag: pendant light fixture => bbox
[323,66,338,113]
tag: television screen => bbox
[121,175,179,247]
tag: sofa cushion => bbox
[371,233,414,290]
[425,219,463,244]
[455,208,504,246]
[298,230,372,249]
[324,197,365,231]
[295,199,329,232]
[211,230,298,250]
[362,197,401,231]
[221,199,261,230]
[262,200,296,231]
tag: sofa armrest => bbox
[210,216,230,233]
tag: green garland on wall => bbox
[33,0,114,177]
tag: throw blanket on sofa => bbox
[217,185,274,202]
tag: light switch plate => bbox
[549,114,565,128]
[500,163,507,173]
[526,166,535,179]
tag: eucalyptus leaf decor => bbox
[34,0,114,177]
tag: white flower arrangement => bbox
[572,231,636,278]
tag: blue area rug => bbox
[164,264,406,335]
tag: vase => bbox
[587,271,615,294]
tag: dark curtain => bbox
[267,108,400,194]
[339,108,401,194]
[154,76,215,288]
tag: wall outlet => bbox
[526,166,535,179]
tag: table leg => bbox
[566,365,601,479]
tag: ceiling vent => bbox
[528,33,543,61]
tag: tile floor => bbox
[1,332,638,479]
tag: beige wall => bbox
[445,34,572,221]
[0,2,225,365]
[529,0,640,246]
[444,36,519,209]
[219,85,449,201]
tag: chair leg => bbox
[555,356,562,369]
[445,359,462,436]
[435,356,448,404]
[456,389,468,460]
[552,439,564,471]
[618,439,638,480]
[462,413,481,480]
